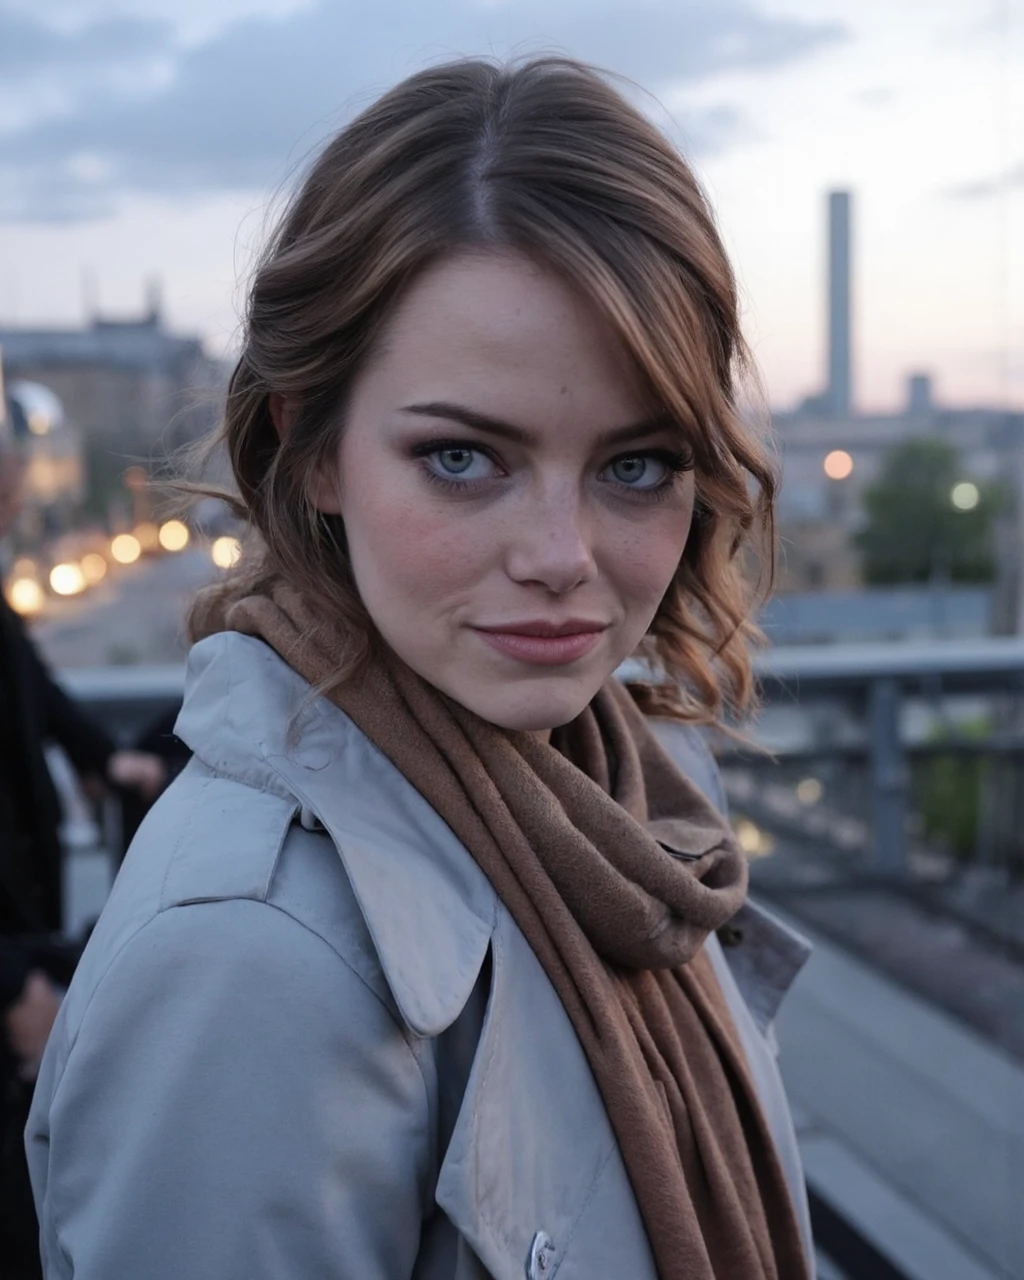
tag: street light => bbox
[796,778,823,805]
[7,578,44,615]
[110,533,142,565]
[211,535,241,569]
[80,552,107,585]
[159,519,190,552]
[733,818,776,858]
[49,563,87,596]
[824,449,854,480]
[134,522,160,553]
[951,481,980,511]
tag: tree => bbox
[854,438,1000,586]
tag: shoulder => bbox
[29,851,436,1280]
[61,757,398,1046]
[172,633,498,1038]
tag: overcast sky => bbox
[0,0,1020,411]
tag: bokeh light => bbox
[211,535,242,569]
[49,562,87,596]
[158,519,190,552]
[134,522,161,553]
[823,450,854,480]
[110,534,142,565]
[7,577,44,616]
[80,552,108,585]
[734,819,776,858]
[796,778,824,805]
[951,481,980,511]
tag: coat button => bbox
[526,1230,555,1278]
[298,804,324,832]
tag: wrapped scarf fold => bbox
[207,580,809,1280]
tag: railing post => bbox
[869,677,908,875]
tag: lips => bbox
[473,619,607,666]
[476,619,607,638]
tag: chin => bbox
[466,680,598,733]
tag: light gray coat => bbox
[27,632,814,1279]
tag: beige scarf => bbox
[206,579,809,1280]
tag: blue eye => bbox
[436,447,474,475]
[417,442,500,484]
[609,455,671,489]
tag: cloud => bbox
[0,1,844,222]
[853,85,896,108]
[0,11,171,81]
[946,161,1024,201]
[0,0,314,46]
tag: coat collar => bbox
[174,632,496,1036]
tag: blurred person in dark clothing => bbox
[0,451,165,935]
[0,448,164,1278]
[0,579,164,935]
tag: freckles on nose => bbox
[517,499,581,549]
[504,497,597,583]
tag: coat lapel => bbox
[436,909,657,1280]
[177,632,495,1037]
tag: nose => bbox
[505,489,597,595]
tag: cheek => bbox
[610,507,693,609]
[343,481,488,613]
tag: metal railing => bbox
[730,638,1024,877]
[64,635,1024,878]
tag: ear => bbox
[307,460,343,515]
[268,392,296,439]
[269,393,343,515]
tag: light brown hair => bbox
[190,56,776,724]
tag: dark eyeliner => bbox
[409,436,495,459]
[603,447,694,500]
[409,437,502,493]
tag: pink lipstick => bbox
[473,620,606,667]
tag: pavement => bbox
[722,761,1024,1277]
[744,830,1024,1067]
[34,547,216,669]
[774,911,1024,1280]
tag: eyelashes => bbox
[410,438,693,499]
[416,442,499,484]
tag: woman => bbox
[26,57,814,1279]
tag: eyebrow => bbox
[400,401,677,449]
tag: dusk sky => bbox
[1,0,1021,412]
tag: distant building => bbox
[772,404,1024,613]
[779,185,1024,630]
[776,405,1021,508]
[776,513,861,594]
[0,293,226,450]
[906,372,934,422]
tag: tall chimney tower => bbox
[826,190,852,419]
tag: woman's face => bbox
[313,250,696,731]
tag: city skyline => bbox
[0,0,1021,412]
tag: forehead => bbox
[355,249,650,432]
